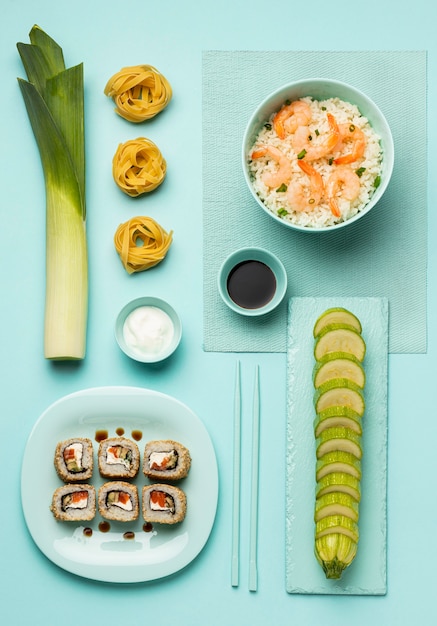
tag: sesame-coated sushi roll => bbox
[98,437,140,479]
[54,438,94,482]
[98,481,139,522]
[142,484,187,525]
[143,440,191,481]
[50,484,96,522]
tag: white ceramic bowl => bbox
[115,296,182,363]
[217,247,287,316]
[242,78,394,233]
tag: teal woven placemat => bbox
[202,51,427,354]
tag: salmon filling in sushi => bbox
[106,490,133,511]
[150,489,176,513]
[142,484,187,524]
[150,450,178,472]
[98,437,140,479]
[106,445,133,469]
[51,484,96,521]
[63,490,89,510]
[54,438,94,482]
[143,440,191,481]
[98,481,139,521]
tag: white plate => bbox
[21,386,218,583]
[286,297,388,595]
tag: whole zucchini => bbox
[313,308,366,579]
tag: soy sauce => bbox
[123,531,135,540]
[227,260,276,309]
[95,429,108,443]
[131,429,143,441]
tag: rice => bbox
[248,96,382,228]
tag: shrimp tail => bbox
[329,198,341,217]
[251,147,267,159]
[333,123,366,165]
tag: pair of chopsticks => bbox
[231,361,260,592]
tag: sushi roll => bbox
[142,484,187,525]
[54,437,94,482]
[98,481,139,522]
[50,484,96,522]
[143,440,191,481]
[98,437,140,479]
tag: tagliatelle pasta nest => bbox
[104,64,172,122]
[112,137,167,197]
[114,216,173,274]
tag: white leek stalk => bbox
[17,26,88,359]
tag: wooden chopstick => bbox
[231,360,242,587]
[249,365,260,592]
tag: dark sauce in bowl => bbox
[227,260,276,309]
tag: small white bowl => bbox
[242,78,394,233]
[218,247,287,316]
[115,296,182,363]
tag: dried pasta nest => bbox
[112,137,167,197]
[114,216,173,274]
[104,64,172,122]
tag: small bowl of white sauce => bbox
[115,296,182,363]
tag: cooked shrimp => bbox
[251,145,292,188]
[292,113,340,161]
[326,165,361,217]
[334,123,367,165]
[273,100,312,139]
[286,160,325,212]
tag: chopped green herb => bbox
[284,99,291,105]
[277,208,288,217]
[374,175,381,189]
[308,134,313,141]
[297,149,307,159]
[276,183,288,192]
[315,129,320,136]
[355,167,366,178]
[349,124,356,133]
[264,122,272,130]
[321,106,327,111]
[328,157,334,165]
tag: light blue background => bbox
[1,1,435,624]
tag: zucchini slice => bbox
[314,324,366,362]
[314,407,362,437]
[315,492,359,522]
[314,378,365,416]
[313,307,362,338]
[316,450,362,481]
[315,514,359,543]
[315,426,363,460]
[316,472,361,502]
[313,351,365,389]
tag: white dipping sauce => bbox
[123,306,174,358]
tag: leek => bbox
[17,25,88,360]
